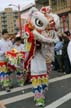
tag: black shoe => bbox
[5,87,11,92]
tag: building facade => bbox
[0,8,19,34]
[1,1,71,34]
[35,0,49,9]
[49,0,71,31]
[36,0,71,31]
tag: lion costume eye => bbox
[35,18,43,27]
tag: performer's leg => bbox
[25,65,31,84]
[0,62,10,91]
[8,71,14,88]
[2,72,11,91]
[47,62,52,74]
[31,75,45,107]
[26,71,31,83]
[0,72,3,85]
[16,72,24,86]
[41,74,49,101]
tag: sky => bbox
[0,0,35,11]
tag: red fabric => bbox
[24,25,35,70]
[5,51,17,57]
[0,62,7,66]
[5,51,25,71]
[31,74,48,79]
[7,64,16,71]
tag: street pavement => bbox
[0,71,71,108]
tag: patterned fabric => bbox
[5,50,26,86]
[16,71,26,86]
[0,62,7,72]
[41,43,54,63]
[5,50,25,71]
[0,61,10,87]
[31,74,48,104]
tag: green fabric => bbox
[36,98,45,106]
[18,78,24,86]
[2,79,10,87]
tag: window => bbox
[36,0,49,6]
[51,0,57,11]
[61,0,67,8]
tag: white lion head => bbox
[24,6,60,43]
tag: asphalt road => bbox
[0,71,71,108]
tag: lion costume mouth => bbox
[33,29,59,43]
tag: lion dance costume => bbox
[17,6,60,107]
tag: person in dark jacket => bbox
[62,31,71,74]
